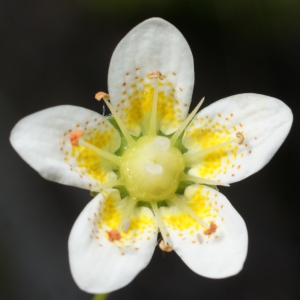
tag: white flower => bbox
[10,18,293,294]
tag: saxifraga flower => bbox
[10,18,293,293]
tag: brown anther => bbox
[69,130,83,146]
[158,239,173,252]
[236,132,244,144]
[204,222,217,235]
[95,91,110,101]
[148,71,163,80]
[106,229,121,242]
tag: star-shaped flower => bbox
[10,18,292,293]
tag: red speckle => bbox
[99,244,103,247]
[85,121,89,125]
[126,72,129,75]
[135,247,139,250]
[89,184,92,187]
[172,72,176,76]
[232,174,235,177]
[249,150,252,154]
[255,137,257,140]
[221,205,223,208]
[122,82,126,86]
[230,113,233,117]
[237,165,241,169]
[94,118,97,121]
[179,87,183,91]
[88,218,90,221]
[121,253,125,256]
[94,213,96,217]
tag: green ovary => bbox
[119,135,185,202]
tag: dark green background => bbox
[1,1,299,299]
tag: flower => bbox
[10,18,293,294]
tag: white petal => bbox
[69,190,157,293]
[183,94,293,183]
[160,185,248,278]
[108,17,194,135]
[10,106,121,190]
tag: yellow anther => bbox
[236,132,244,144]
[95,91,110,101]
[158,239,173,252]
[148,71,163,80]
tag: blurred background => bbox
[1,0,299,299]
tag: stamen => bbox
[148,71,162,135]
[203,221,217,235]
[168,196,209,229]
[151,202,170,245]
[91,178,124,192]
[180,173,230,187]
[106,229,121,242]
[183,133,244,166]
[158,239,173,252]
[117,197,136,232]
[78,138,121,167]
[95,91,135,146]
[170,97,205,145]
[69,130,83,146]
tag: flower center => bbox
[119,135,185,202]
